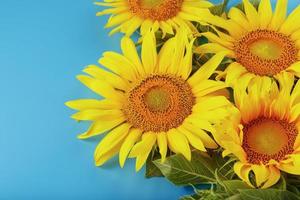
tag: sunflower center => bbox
[142,0,164,8]
[250,40,282,60]
[128,0,183,21]
[123,74,195,132]
[234,29,298,76]
[145,87,171,112]
[242,117,298,164]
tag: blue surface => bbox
[0,0,298,199]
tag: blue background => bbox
[0,0,297,199]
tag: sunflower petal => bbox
[157,133,168,162]
[119,129,142,167]
[78,119,125,139]
[94,123,131,166]
[269,0,288,30]
[121,37,145,75]
[65,99,121,111]
[167,129,191,161]
[142,31,157,74]
[242,0,259,29]
[262,166,281,188]
[177,126,206,152]
[188,52,226,86]
[251,164,270,187]
[258,0,273,28]
[130,132,156,171]
[77,75,123,101]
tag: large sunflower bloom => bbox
[214,73,300,188]
[66,31,232,171]
[197,0,300,87]
[95,0,213,36]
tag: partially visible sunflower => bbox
[214,73,300,188]
[196,0,300,88]
[95,0,213,36]
[66,30,233,171]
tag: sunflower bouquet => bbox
[66,0,300,199]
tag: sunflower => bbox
[66,30,232,171]
[214,73,300,188]
[196,0,300,88]
[95,0,213,36]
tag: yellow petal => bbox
[121,37,145,76]
[195,43,234,57]
[77,75,123,101]
[157,133,168,163]
[160,21,174,36]
[94,123,131,166]
[129,132,156,157]
[119,129,142,168]
[262,166,281,188]
[98,52,137,80]
[96,6,127,16]
[193,96,230,112]
[142,31,157,74]
[286,61,300,78]
[71,109,124,121]
[167,129,191,161]
[105,12,132,28]
[130,132,156,171]
[294,133,300,150]
[158,38,176,73]
[78,120,125,139]
[279,162,300,175]
[192,80,227,97]
[222,141,247,161]
[251,164,270,187]
[65,99,121,111]
[280,6,300,35]
[225,62,248,87]
[182,123,217,149]
[188,52,226,86]
[140,19,153,35]
[177,126,206,152]
[234,162,253,187]
[269,0,288,30]
[258,0,272,28]
[201,32,233,48]
[121,17,143,36]
[94,143,121,166]
[242,0,259,29]
[168,30,187,75]
[83,65,129,90]
[290,104,300,122]
[228,7,251,31]
[179,38,194,80]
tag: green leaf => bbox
[153,151,228,186]
[221,180,251,195]
[145,156,163,178]
[145,147,164,178]
[238,189,300,200]
[180,188,227,200]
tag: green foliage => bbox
[153,151,216,185]
[145,150,300,200]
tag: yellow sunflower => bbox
[196,0,300,87]
[95,0,213,36]
[66,30,232,171]
[214,73,300,188]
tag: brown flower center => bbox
[234,29,298,76]
[123,74,195,132]
[242,117,298,164]
[128,0,183,21]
